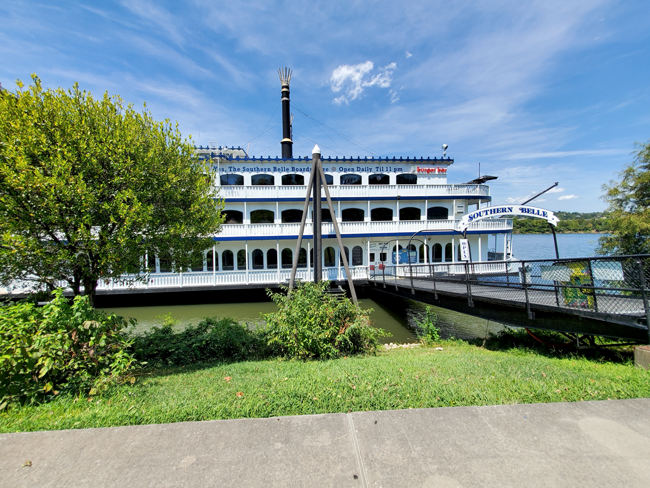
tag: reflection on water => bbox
[101,296,504,344]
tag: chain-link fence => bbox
[369,255,650,322]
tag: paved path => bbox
[2,399,649,487]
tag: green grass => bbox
[2,340,649,433]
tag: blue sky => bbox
[1,0,649,212]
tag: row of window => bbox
[224,207,450,224]
[151,246,366,272]
[220,173,419,186]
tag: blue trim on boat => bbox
[222,196,492,203]
[213,229,511,241]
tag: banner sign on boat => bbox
[459,239,471,261]
[458,205,559,233]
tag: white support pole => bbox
[396,238,400,266]
[504,233,507,259]
[478,235,482,262]
[277,240,280,283]
[424,237,428,264]
[245,241,249,284]
[212,244,216,285]
[307,240,311,281]
[452,236,456,262]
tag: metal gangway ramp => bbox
[367,255,650,343]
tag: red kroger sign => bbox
[416,166,447,174]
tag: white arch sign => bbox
[459,205,559,233]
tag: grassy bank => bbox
[2,340,649,433]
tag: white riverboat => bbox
[120,145,514,290]
[96,69,514,292]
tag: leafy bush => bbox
[130,315,268,366]
[0,290,135,409]
[415,306,440,345]
[263,282,387,360]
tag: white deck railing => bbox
[96,266,370,291]
[219,184,490,200]
[217,219,512,238]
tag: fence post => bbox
[382,264,386,289]
[636,258,650,344]
[432,263,438,300]
[505,261,510,287]
[409,262,415,294]
[465,261,474,307]
[522,260,534,320]
[587,259,598,312]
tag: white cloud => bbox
[389,89,399,104]
[330,61,396,104]
[405,51,412,58]
[547,187,565,194]
[558,195,578,200]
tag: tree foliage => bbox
[598,140,650,255]
[0,76,223,303]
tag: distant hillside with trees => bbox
[512,211,613,234]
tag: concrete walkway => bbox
[2,398,649,487]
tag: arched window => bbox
[324,247,335,267]
[251,174,274,186]
[321,209,333,222]
[220,174,244,186]
[312,208,333,222]
[224,210,243,224]
[222,250,234,270]
[281,209,303,223]
[298,248,307,268]
[207,250,218,271]
[251,209,274,223]
[252,249,264,269]
[352,246,363,266]
[371,207,393,221]
[427,206,449,220]
[400,207,421,221]
[433,243,443,262]
[340,174,362,185]
[342,208,364,222]
[392,244,403,252]
[340,246,350,265]
[323,174,334,185]
[267,249,277,269]
[369,173,389,185]
[237,250,246,270]
[282,174,304,185]
[396,174,417,185]
[189,250,204,272]
[309,248,314,268]
[159,252,172,273]
[445,243,453,262]
[281,248,292,268]
[418,244,429,263]
[457,244,462,262]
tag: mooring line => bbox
[347,413,369,488]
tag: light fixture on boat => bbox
[442,144,448,157]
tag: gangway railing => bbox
[369,255,650,341]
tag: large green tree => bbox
[598,140,650,255]
[0,76,223,304]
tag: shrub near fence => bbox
[0,290,135,409]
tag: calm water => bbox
[512,233,605,261]
[101,234,603,344]
[102,297,504,344]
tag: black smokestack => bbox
[278,67,293,159]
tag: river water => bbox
[101,234,605,344]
